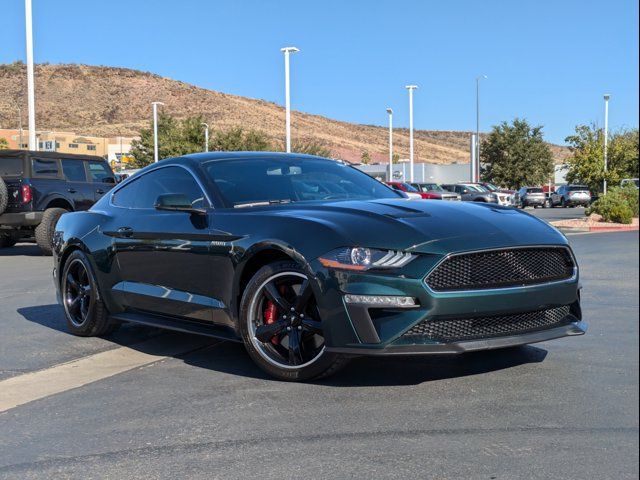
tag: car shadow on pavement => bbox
[0,243,43,256]
[18,304,548,386]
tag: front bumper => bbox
[0,211,43,227]
[326,321,587,355]
[313,252,584,355]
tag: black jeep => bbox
[0,150,116,254]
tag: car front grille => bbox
[402,305,572,342]
[425,247,575,292]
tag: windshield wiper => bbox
[234,199,292,208]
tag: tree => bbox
[210,127,272,152]
[565,124,639,193]
[0,138,8,150]
[481,118,554,189]
[291,139,332,158]
[361,151,371,165]
[128,114,273,168]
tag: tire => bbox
[0,176,8,215]
[560,198,566,208]
[35,207,67,255]
[0,232,18,249]
[61,250,119,336]
[239,260,349,381]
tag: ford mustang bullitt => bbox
[53,152,586,380]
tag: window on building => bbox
[87,145,97,151]
[68,143,79,149]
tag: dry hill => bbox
[0,63,570,164]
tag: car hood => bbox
[266,198,567,254]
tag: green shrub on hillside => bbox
[587,187,637,224]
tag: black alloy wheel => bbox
[240,261,348,381]
[64,258,94,327]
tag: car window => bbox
[568,185,589,191]
[32,158,60,177]
[88,161,113,182]
[0,158,24,177]
[114,166,206,209]
[528,188,543,193]
[205,157,399,207]
[62,159,87,182]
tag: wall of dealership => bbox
[356,163,569,186]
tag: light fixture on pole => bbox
[151,101,164,163]
[405,85,418,182]
[25,0,36,151]
[386,108,393,180]
[476,75,487,178]
[281,46,299,153]
[202,122,209,152]
[603,93,611,195]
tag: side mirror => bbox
[155,193,206,215]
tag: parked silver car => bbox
[516,186,547,209]
[550,185,592,208]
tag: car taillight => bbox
[21,185,32,204]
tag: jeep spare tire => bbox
[0,176,8,215]
[35,207,68,255]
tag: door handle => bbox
[116,227,134,238]
[67,188,77,193]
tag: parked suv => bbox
[549,184,592,208]
[0,150,116,254]
[516,186,547,208]
[441,183,498,203]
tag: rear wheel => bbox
[61,250,119,336]
[239,261,349,381]
[35,207,67,255]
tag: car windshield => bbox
[400,183,419,192]
[204,157,401,207]
[465,185,486,192]
[482,183,500,192]
[568,185,589,191]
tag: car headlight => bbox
[318,247,415,271]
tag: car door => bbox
[552,186,563,205]
[455,185,471,201]
[60,158,94,211]
[86,160,117,203]
[109,166,231,323]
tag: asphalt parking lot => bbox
[0,229,637,479]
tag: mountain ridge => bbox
[0,63,570,164]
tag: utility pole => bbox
[603,94,611,195]
[25,0,36,151]
[151,101,164,163]
[476,75,487,172]
[202,123,209,152]
[405,85,418,182]
[281,47,299,153]
[386,108,393,181]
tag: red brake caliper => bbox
[264,300,280,345]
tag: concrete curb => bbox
[554,224,639,234]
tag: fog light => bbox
[344,294,418,308]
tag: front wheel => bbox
[239,260,349,381]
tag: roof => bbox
[0,149,105,161]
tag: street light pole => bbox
[386,108,393,181]
[405,85,418,182]
[476,75,487,179]
[281,46,299,153]
[25,0,36,151]
[603,94,610,195]
[151,101,164,163]
[202,123,209,152]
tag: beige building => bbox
[0,129,137,167]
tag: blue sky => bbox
[1,0,638,144]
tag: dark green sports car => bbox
[53,152,586,380]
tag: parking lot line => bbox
[0,335,216,413]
